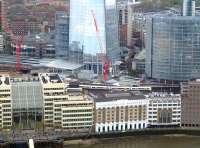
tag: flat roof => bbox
[39,73,63,84]
[0,75,10,86]
[89,90,146,102]
[40,59,83,70]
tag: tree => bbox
[129,69,141,77]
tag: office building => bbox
[53,87,94,130]
[11,77,43,129]
[145,15,200,81]
[0,75,12,129]
[181,80,200,127]
[183,0,195,16]
[39,73,68,128]
[117,0,141,48]
[148,93,181,127]
[92,91,148,133]
[117,0,128,47]
[69,0,106,64]
[105,0,120,62]
[40,73,94,130]
[69,0,120,75]
[55,11,69,58]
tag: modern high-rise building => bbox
[69,0,120,75]
[145,17,200,81]
[69,0,106,64]
[105,0,120,62]
[145,0,200,81]
[183,0,195,16]
[55,11,69,58]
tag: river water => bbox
[67,135,200,148]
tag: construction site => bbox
[0,0,127,83]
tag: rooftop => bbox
[89,90,146,102]
[147,93,181,98]
[0,55,83,71]
[0,75,10,86]
[39,73,63,84]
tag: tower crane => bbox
[1,1,25,72]
[91,10,110,81]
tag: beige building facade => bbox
[40,73,94,130]
[93,92,148,133]
[0,75,12,129]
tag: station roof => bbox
[0,55,83,71]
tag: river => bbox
[66,135,200,148]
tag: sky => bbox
[69,0,106,55]
[106,0,116,6]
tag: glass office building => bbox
[145,16,200,81]
[69,0,106,64]
[105,0,120,62]
[55,11,69,58]
[183,0,195,16]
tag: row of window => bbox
[63,109,93,113]
[97,105,147,110]
[63,118,92,122]
[44,88,64,91]
[63,122,92,127]
[62,114,93,117]
[54,103,93,107]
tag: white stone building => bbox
[148,93,181,127]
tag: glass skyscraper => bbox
[69,0,106,64]
[183,0,195,16]
[105,0,120,62]
[145,16,200,81]
[55,11,69,58]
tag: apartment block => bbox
[0,75,12,129]
[91,91,149,133]
[148,93,181,127]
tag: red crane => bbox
[1,2,25,72]
[16,35,24,72]
[91,10,109,81]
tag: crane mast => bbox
[91,10,109,81]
